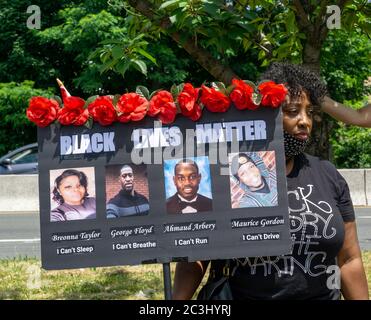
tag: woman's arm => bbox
[172,261,209,300]
[338,221,369,299]
[321,96,371,127]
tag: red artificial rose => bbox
[229,79,257,110]
[148,90,177,124]
[58,96,89,126]
[200,85,230,112]
[258,81,288,108]
[26,97,60,127]
[177,83,202,121]
[116,93,148,123]
[88,96,117,126]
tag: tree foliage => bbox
[331,125,371,168]
[321,29,371,103]
[0,0,369,167]
[0,81,54,155]
[104,0,370,160]
[117,0,370,75]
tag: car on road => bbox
[0,143,38,174]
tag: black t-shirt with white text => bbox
[228,153,355,300]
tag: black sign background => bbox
[38,107,292,270]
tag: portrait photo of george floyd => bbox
[105,164,150,218]
[49,167,96,222]
[164,157,213,214]
[229,151,278,209]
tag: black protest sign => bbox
[38,106,292,270]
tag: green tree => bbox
[104,0,370,159]
[122,0,370,76]
[36,4,129,95]
[0,0,131,95]
[0,81,54,155]
[321,30,370,103]
[0,1,75,88]
[0,0,369,166]
[331,125,371,168]
[321,30,370,167]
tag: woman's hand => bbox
[172,261,209,300]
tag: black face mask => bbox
[284,131,309,159]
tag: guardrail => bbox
[338,169,368,206]
[0,175,39,212]
[0,170,370,212]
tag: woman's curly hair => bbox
[259,62,328,106]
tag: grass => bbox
[0,253,370,300]
[0,258,167,300]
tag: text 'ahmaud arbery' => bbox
[163,221,216,233]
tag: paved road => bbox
[0,208,371,259]
[355,208,371,251]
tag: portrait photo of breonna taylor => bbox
[105,164,150,218]
[164,157,213,214]
[49,167,96,222]
[229,151,278,209]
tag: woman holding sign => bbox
[173,63,369,300]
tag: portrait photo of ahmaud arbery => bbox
[106,165,149,218]
[166,158,213,214]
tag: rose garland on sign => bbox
[26,79,288,127]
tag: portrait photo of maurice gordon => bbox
[164,157,213,214]
[49,167,96,222]
[229,151,278,209]
[105,164,150,218]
